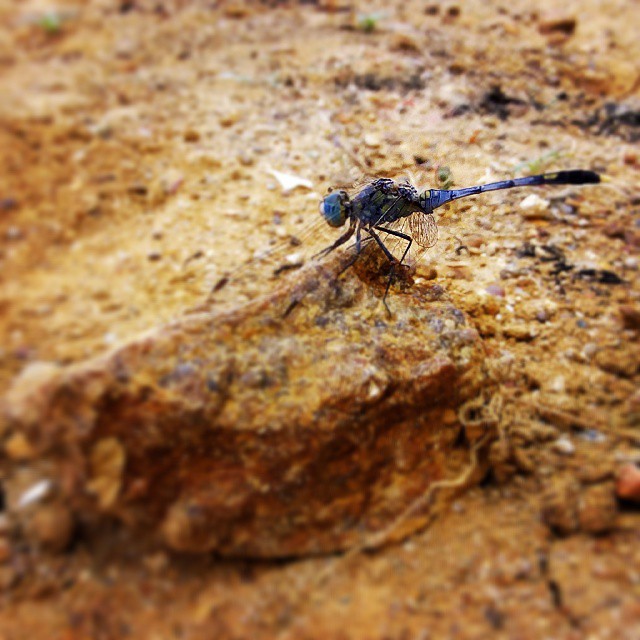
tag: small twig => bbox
[311,431,492,591]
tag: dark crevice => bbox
[538,547,582,629]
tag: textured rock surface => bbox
[2,249,491,557]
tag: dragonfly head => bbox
[319,190,349,227]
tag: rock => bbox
[183,129,200,143]
[363,133,381,148]
[502,323,538,341]
[485,283,505,298]
[389,33,422,54]
[519,193,551,220]
[541,477,580,535]
[619,305,640,331]
[578,484,617,534]
[1,248,493,558]
[615,464,640,502]
[4,432,37,460]
[538,14,577,36]
[24,503,74,552]
[595,349,639,378]
[552,435,575,455]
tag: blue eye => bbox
[319,191,347,227]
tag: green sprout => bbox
[512,150,561,175]
[38,12,63,35]
[436,165,454,189]
[356,12,385,33]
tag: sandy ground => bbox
[0,0,639,638]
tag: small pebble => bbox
[503,323,538,341]
[4,432,36,460]
[445,264,473,280]
[578,484,617,534]
[485,283,505,297]
[25,503,74,552]
[538,14,577,35]
[219,112,241,127]
[278,252,303,270]
[238,152,254,166]
[128,182,148,196]
[615,464,640,503]
[419,266,438,280]
[552,435,575,455]
[363,133,381,148]
[519,194,551,220]
[103,332,118,346]
[541,477,579,535]
[390,33,421,53]
[465,233,485,249]
[549,375,566,393]
[535,309,550,323]
[223,3,250,18]
[18,480,52,509]
[581,342,598,360]
[619,305,640,331]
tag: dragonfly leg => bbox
[375,225,413,266]
[367,226,413,316]
[335,222,364,277]
[314,216,356,259]
[354,221,362,254]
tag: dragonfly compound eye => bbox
[319,191,348,227]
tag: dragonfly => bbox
[317,170,600,314]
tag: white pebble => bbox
[552,436,575,455]
[549,375,566,393]
[519,194,551,219]
[18,479,52,508]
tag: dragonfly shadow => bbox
[277,240,419,319]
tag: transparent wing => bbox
[374,216,413,263]
[340,175,375,191]
[409,212,439,249]
[371,212,439,266]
